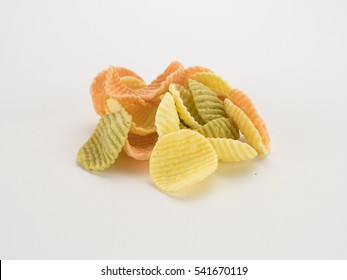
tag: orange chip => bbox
[105,61,184,101]
[227,89,270,146]
[179,66,212,86]
[90,66,145,116]
[123,133,158,160]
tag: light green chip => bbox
[188,79,226,122]
[77,111,132,171]
[196,118,239,139]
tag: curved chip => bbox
[207,138,257,162]
[224,99,269,155]
[77,111,132,171]
[107,98,157,136]
[190,72,232,95]
[123,133,158,161]
[179,66,212,86]
[105,61,184,101]
[188,79,226,122]
[120,76,146,89]
[169,84,204,129]
[150,129,218,195]
[228,89,270,146]
[155,92,180,137]
[90,67,145,116]
[196,118,239,139]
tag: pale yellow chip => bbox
[150,129,218,195]
[224,99,270,155]
[120,76,146,89]
[188,79,226,122]
[207,138,257,162]
[77,111,132,171]
[155,92,180,137]
[196,118,239,139]
[107,98,157,136]
[190,72,232,94]
[169,84,203,129]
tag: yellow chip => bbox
[196,118,239,139]
[207,138,257,162]
[150,129,218,195]
[190,72,232,94]
[120,76,147,89]
[107,98,157,136]
[169,84,203,129]
[188,79,226,122]
[77,111,132,171]
[224,99,270,155]
[155,92,180,137]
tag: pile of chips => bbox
[77,61,270,196]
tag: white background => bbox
[0,0,346,259]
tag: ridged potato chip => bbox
[90,67,145,116]
[196,118,239,139]
[224,99,269,155]
[169,84,204,129]
[123,133,158,161]
[150,129,218,195]
[77,111,132,171]
[105,61,183,101]
[208,138,257,162]
[179,66,212,86]
[190,72,232,95]
[228,89,270,146]
[106,98,157,136]
[155,92,180,137]
[188,79,226,122]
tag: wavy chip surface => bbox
[155,92,180,137]
[190,72,232,95]
[105,61,183,101]
[208,138,257,162]
[77,111,132,171]
[107,98,157,136]
[120,76,146,89]
[169,84,204,129]
[150,129,218,195]
[123,133,158,161]
[196,118,239,139]
[188,79,226,122]
[224,99,269,155]
[228,89,270,146]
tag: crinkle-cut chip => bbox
[155,92,180,137]
[107,98,157,136]
[105,61,184,101]
[169,84,204,129]
[224,99,270,155]
[90,67,145,116]
[150,130,218,196]
[175,84,205,125]
[196,118,239,140]
[77,111,132,171]
[179,121,188,129]
[123,133,158,161]
[228,89,270,146]
[207,138,257,162]
[190,72,232,95]
[188,79,226,122]
[179,66,212,86]
[120,76,146,89]
[90,70,107,116]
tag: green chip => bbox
[196,118,239,139]
[77,111,132,171]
